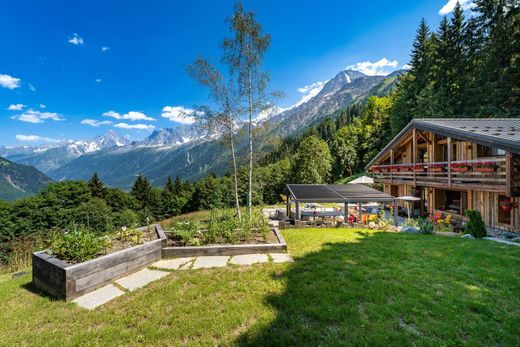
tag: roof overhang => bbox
[365,118,520,170]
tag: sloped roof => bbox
[366,118,520,169]
[287,184,395,203]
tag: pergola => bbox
[286,184,398,226]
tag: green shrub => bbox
[377,208,393,230]
[113,209,139,228]
[115,226,145,246]
[464,209,487,238]
[171,221,202,246]
[418,218,435,234]
[50,226,110,262]
[402,218,419,228]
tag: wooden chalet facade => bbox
[366,119,520,233]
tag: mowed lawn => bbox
[1,229,520,346]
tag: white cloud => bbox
[346,58,399,76]
[297,81,326,94]
[95,78,102,83]
[7,104,25,111]
[402,64,412,70]
[39,104,46,109]
[81,119,113,127]
[0,74,21,89]
[287,80,328,109]
[101,46,110,52]
[16,134,60,143]
[28,83,36,92]
[11,109,64,123]
[103,110,156,121]
[161,106,199,124]
[113,123,155,130]
[439,0,475,15]
[68,33,84,45]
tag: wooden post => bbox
[358,202,362,224]
[344,202,349,222]
[390,149,394,183]
[393,200,398,226]
[286,199,290,219]
[413,128,417,187]
[295,201,300,221]
[506,151,512,196]
[447,136,452,188]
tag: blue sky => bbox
[0,0,466,146]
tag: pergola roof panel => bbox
[287,184,395,203]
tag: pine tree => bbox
[174,176,182,195]
[161,176,179,218]
[88,172,107,199]
[131,175,153,210]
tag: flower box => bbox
[475,167,497,173]
[390,166,399,173]
[400,166,411,172]
[473,162,498,173]
[452,167,470,172]
[413,165,425,172]
[451,163,471,172]
[428,163,444,172]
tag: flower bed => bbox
[161,213,287,257]
[32,224,166,301]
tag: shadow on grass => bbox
[21,280,62,302]
[236,231,520,346]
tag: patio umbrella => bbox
[397,196,421,219]
[348,175,374,185]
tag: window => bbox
[435,189,467,215]
[498,195,512,225]
[477,144,506,158]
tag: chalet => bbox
[366,119,520,233]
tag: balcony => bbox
[371,157,507,192]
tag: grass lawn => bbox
[1,228,520,346]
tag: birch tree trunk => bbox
[247,69,253,218]
[229,129,241,221]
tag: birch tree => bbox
[186,56,242,220]
[222,2,277,217]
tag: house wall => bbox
[383,183,520,233]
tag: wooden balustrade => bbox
[371,158,507,192]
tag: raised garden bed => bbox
[32,224,167,301]
[162,227,287,257]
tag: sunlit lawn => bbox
[1,228,520,346]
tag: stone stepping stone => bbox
[192,256,229,269]
[151,257,194,270]
[72,284,124,310]
[115,268,169,291]
[229,254,269,265]
[270,253,294,263]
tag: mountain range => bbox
[1,68,403,193]
[0,156,53,200]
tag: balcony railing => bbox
[371,157,507,189]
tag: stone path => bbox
[73,253,293,310]
[483,237,520,247]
